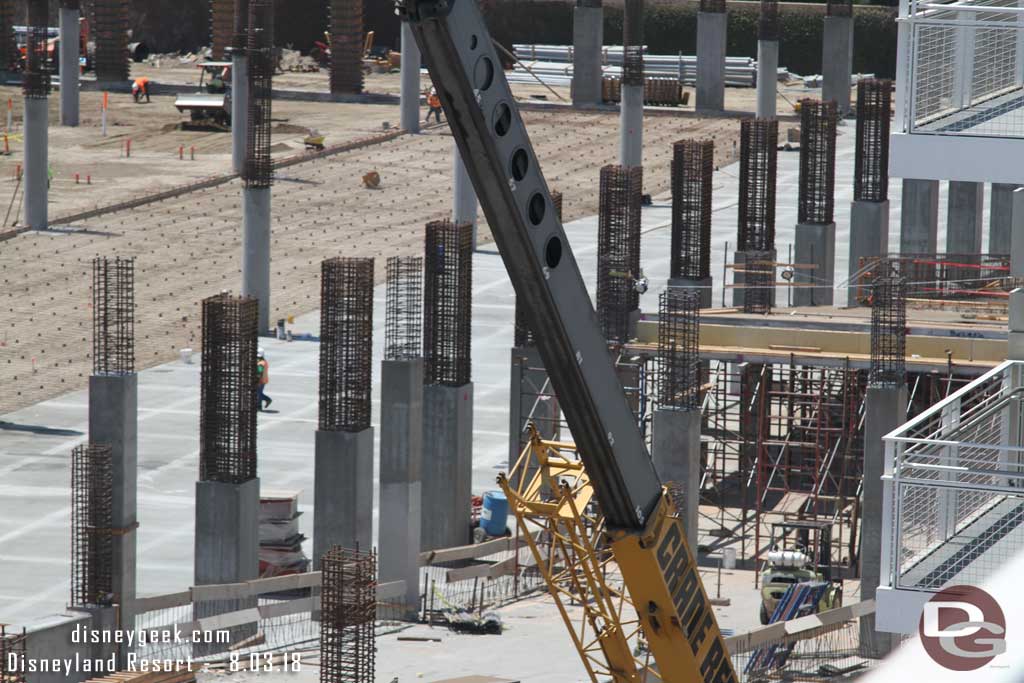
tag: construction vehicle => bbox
[401,1,738,681]
[174,61,232,126]
[759,521,843,624]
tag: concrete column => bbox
[847,200,890,304]
[242,186,271,333]
[509,346,560,467]
[1008,189,1024,359]
[989,183,1019,255]
[59,6,80,127]
[731,250,777,308]
[400,20,421,133]
[859,384,906,657]
[88,374,137,634]
[946,180,984,256]
[899,178,939,254]
[231,52,249,175]
[194,478,260,586]
[314,428,374,563]
[822,16,854,116]
[793,223,836,306]
[23,96,47,229]
[379,359,424,618]
[453,144,479,248]
[668,276,713,309]
[696,12,727,112]
[652,408,701,544]
[756,40,778,119]
[572,3,604,107]
[421,383,474,551]
[619,83,644,167]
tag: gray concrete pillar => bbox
[572,4,604,107]
[822,16,854,116]
[756,40,778,119]
[242,186,271,333]
[314,428,374,564]
[379,358,424,618]
[732,249,777,308]
[847,200,890,305]
[668,276,713,309]
[697,12,727,112]
[231,52,249,175]
[860,384,906,657]
[989,183,1019,255]
[793,223,836,306]
[946,180,984,256]
[421,383,474,551]
[652,408,701,545]
[1008,189,1024,359]
[59,6,80,127]
[899,178,939,254]
[453,144,478,248]
[88,374,137,633]
[400,21,421,133]
[509,346,560,467]
[23,96,47,229]
[619,83,644,167]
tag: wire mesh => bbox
[758,0,780,41]
[92,257,135,376]
[210,0,234,59]
[826,0,852,17]
[233,0,249,48]
[798,99,838,225]
[330,0,364,94]
[320,547,376,683]
[0,0,14,72]
[91,0,129,83]
[598,165,643,344]
[742,250,774,315]
[71,443,114,607]
[657,289,700,410]
[670,140,713,281]
[319,258,374,432]
[737,118,778,251]
[0,626,26,683]
[199,293,259,484]
[244,0,273,189]
[870,267,906,387]
[423,221,472,386]
[22,0,50,98]
[854,79,892,202]
[622,0,644,85]
[385,256,423,361]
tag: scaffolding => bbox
[853,252,1013,306]
[798,100,838,226]
[854,79,892,203]
[320,546,376,683]
[71,443,114,607]
[91,0,129,83]
[319,258,374,433]
[870,268,907,387]
[92,256,135,376]
[423,220,473,387]
[658,289,700,411]
[670,140,713,282]
[330,0,364,94]
[384,256,423,361]
[0,626,25,683]
[23,0,50,98]
[738,119,778,252]
[244,0,273,189]
[597,165,643,344]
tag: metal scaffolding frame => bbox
[670,140,713,281]
[92,256,135,376]
[23,0,50,98]
[91,0,129,83]
[798,99,838,225]
[742,250,775,315]
[384,256,423,361]
[330,0,364,94]
[759,0,780,40]
[657,289,700,411]
[597,165,643,344]
[244,0,273,189]
[320,546,377,683]
[71,443,114,607]
[737,119,778,252]
[210,0,234,59]
[854,79,892,203]
[199,293,259,484]
[870,268,907,387]
[423,220,473,386]
[319,257,374,433]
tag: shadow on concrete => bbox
[0,421,83,437]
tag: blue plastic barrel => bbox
[480,490,509,537]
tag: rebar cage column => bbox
[210,0,234,59]
[319,258,374,432]
[244,0,273,189]
[199,294,259,483]
[870,268,907,386]
[798,99,838,225]
[330,0,364,94]
[759,0,779,40]
[621,0,644,87]
[423,221,473,386]
[0,0,14,72]
[23,0,50,97]
[670,140,713,282]
[737,119,778,251]
[385,256,423,361]
[320,546,377,683]
[71,443,114,607]
[92,0,129,83]
[742,250,774,314]
[854,79,892,203]
[598,165,643,344]
[0,626,26,683]
[92,257,135,376]
[657,290,701,410]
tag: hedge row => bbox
[482,0,898,79]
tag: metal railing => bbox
[883,360,1024,592]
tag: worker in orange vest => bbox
[132,76,151,104]
[257,348,272,411]
[426,87,443,124]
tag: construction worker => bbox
[257,348,272,411]
[426,87,443,124]
[132,76,151,104]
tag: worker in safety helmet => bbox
[256,348,272,411]
[132,76,151,104]
[426,87,443,124]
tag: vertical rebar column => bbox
[210,0,234,60]
[0,627,26,683]
[59,0,81,127]
[242,0,273,332]
[734,119,777,307]
[697,0,727,112]
[0,0,14,73]
[423,221,473,387]
[598,165,643,343]
[670,140,713,306]
[315,258,375,563]
[870,268,906,387]
[92,257,135,376]
[231,0,250,174]
[320,547,377,683]
[823,0,854,116]
[92,0,129,84]
[385,257,423,361]
[23,0,49,230]
[756,0,779,118]
[794,99,838,306]
[620,0,644,166]
[71,443,114,607]
[742,250,774,314]
[330,0,364,94]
